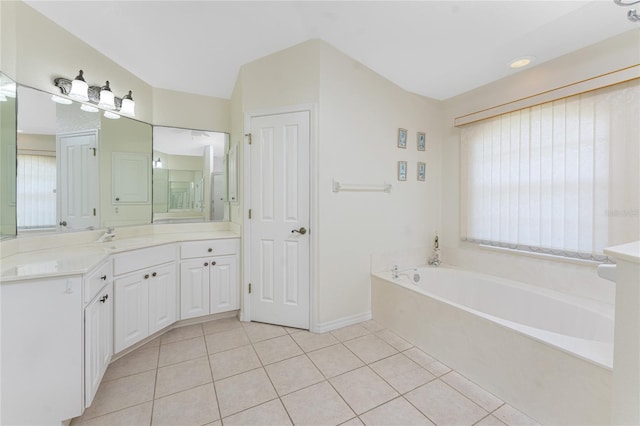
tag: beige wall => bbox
[17,133,55,154]
[441,30,640,305]
[317,43,442,325]
[152,88,230,133]
[231,40,443,327]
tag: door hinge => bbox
[248,283,252,294]
[248,209,252,219]
[245,133,252,145]
[93,208,96,216]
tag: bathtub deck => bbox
[69,316,540,426]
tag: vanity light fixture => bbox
[98,81,116,110]
[80,104,99,113]
[68,70,89,101]
[0,94,7,102]
[153,157,163,168]
[53,72,136,116]
[508,56,536,69]
[103,111,120,120]
[119,91,135,117]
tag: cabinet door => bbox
[112,151,151,204]
[84,283,113,408]
[180,259,210,320]
[1,277,83,425]
[210,255,238,314]
[114,273,149,353]
[149,263,177,335]
[99,283,114,383]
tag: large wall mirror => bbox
[16,85,152,234]
[152,126,229,223]
[0,73,17,240]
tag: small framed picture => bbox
[417,162,426,181]
[398,161,407,181]
[397,128,407,149]
[417,132,426,151]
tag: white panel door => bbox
[148,263,177,335]
[58,131,99,231]
[180,260,210,319]
[210,255,238,314]
[250,111,310,329]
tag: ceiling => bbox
[25,1,636,101]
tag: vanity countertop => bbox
[0,230,240,283]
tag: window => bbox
[17,154,57,230]
[460,79,640,261]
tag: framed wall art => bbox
[417,132,426,151]
[398,128,407,149]
[417,161,426,181]
[398,161,407,181]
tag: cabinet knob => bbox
[59,220,67,227]
[204,262,209,266]
[115,197,120,201]
[207,248,213,253]
[152,272,157,277]
[211,261,217,266]
[100,275,107,280]
[100,294,109,303]
[144,274,150,279]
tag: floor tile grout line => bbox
[203,328,224,426]
[148,342,162,426]
[71,400,154,425]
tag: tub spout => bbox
[392,264,415,279]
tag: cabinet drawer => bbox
[84,260,112,304]
[181,239,238,259]
[113,244,176,276]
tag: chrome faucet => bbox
[97,227,116,242]
[428,235,441,267]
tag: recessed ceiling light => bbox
[509,56,536,69]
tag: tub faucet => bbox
[428,235,441,267]
[97,227,116,243]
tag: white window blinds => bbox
[460,79,640,261]
[17,154,57,229]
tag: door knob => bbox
[59,221,67,227]
[291,227,307,235]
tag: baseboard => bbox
[311,311,372,333]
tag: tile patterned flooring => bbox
[71,318,541,426]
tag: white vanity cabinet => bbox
[113,245,177,353]
[1,276,83,425]
[84,260,113,408]
[180,239,239,319]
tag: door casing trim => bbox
[242,104,318,331]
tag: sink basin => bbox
[102,237,154,250]
[597,264,617,283]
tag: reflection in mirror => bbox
[16,85,152,234]
[152,126,229,223]
[0,73,17,240]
